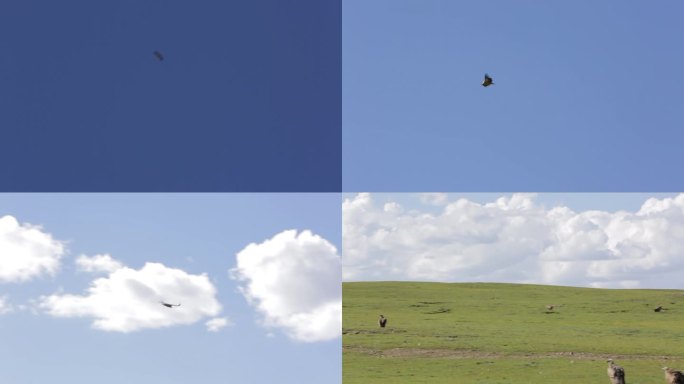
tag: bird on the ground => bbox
[663,367,684,384]
[160,301,181,308]
[153,51,164,61]
[482,73,494,87]
[378,315,387,328]
[655,306,664,312]
[546,305,555,311]
[607,359,626,384]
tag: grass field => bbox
[343,282,684,383]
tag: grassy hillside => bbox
[343,282,684,383]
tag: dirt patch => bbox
[343,346,681,361]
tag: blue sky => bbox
[0,193,341,384]
[0,1,340,191]
[343,1,684,191]
[343,192,684,288]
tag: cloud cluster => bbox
[343,193,684,288]
[0,295,12,314]
[231,230,341,342]
[40,261,221,332]
[0,215,65,283]
[205,317,233,332]
[75,254,124,273]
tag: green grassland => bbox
[343,282,684,383]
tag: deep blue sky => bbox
[0,193,341,384]
[1,1,340,191]
[343,1,684,191]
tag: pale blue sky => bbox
[0,194,340,384]
[343,1,684,191]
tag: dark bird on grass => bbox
[663,367,684,384]
[482,73,494,87]
[378,315,387,328]
[607,359,626,384]
[655,306,664,312]
[160,301,181,308]
[153,50,164,61]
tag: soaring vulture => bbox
[607,359,626,384]
[153,51,164,61]
[663,367,684,384]
[378,315,387,328]
[482,73,494,87]
[160,301,181,308]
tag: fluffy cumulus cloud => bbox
[343,193,684,289]
[205,317,233,332]
[75,254,124,273]
[0,215,65,283]
[40,261,221,332]
[231,230,341,342]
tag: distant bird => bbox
[153,50,164,61]
[160,301,181,308]
[655,306,664,312]
[607,359,626,384]
[482,73,494,87]
[378,315,387,328]
[546,305,555,311]
[663,367,684,384]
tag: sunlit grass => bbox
[343,282,684,383]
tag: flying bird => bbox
[160,301,181,308]
[153,50,164,61]
[482,73,494,87]
[378,315,387,328]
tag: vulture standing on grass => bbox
[160,301,181,308]
[482,73,494,87]
[663,367,684,384]
[655,306,664,312]
[153,50,164,61]
[378,315,387,328]
[607,359,626,384]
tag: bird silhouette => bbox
[153,51,164,61]
[160,301,181,308]
[482,73,494,87]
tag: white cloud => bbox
[420,193,449,206]
[75,254,124,273]
[205,317,233,332]
[0,295,13,314]
[0,215,65,283]
[231,230,341,343]
[40,262,221,332]
[343,193,684,288]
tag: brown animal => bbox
[378,315,387,328]
[607,359,626,384]
[663,367,684,384]
[655,306,664,312]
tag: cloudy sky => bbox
[343,1,684,191]
[0,194,341,384]
[343,193,684,289]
